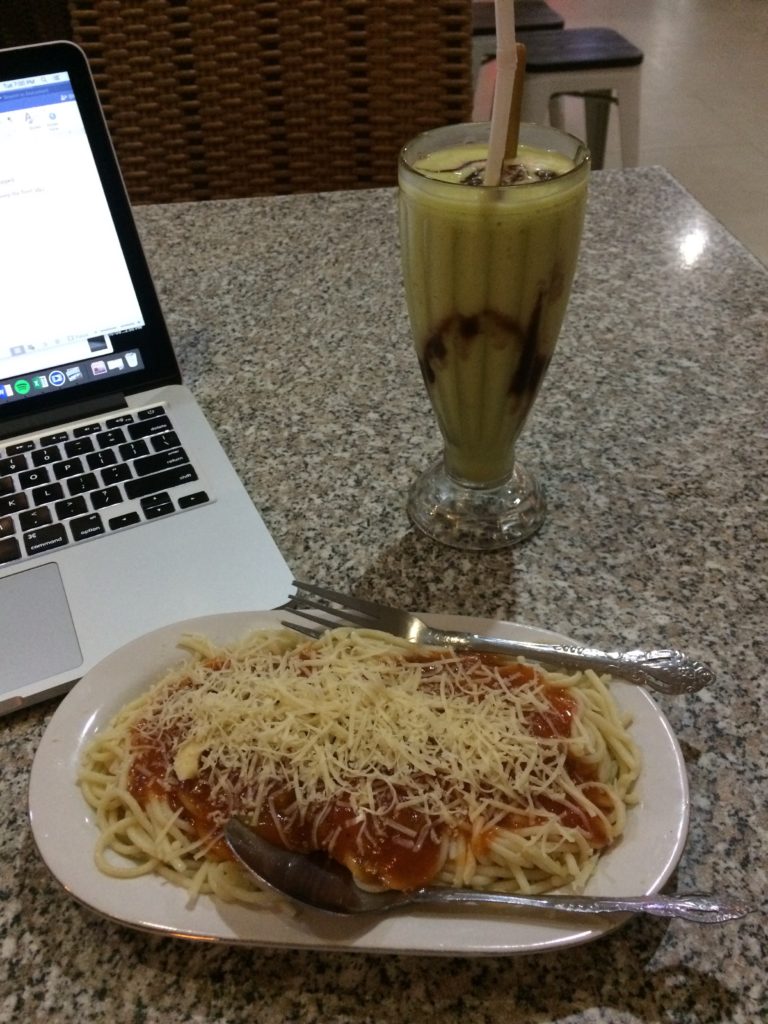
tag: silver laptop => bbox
[0,41,293,715]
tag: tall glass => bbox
[398,122,589,549]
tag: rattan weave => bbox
[66,0,472,202]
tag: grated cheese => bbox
[129,627,603,833]
[81,626,640,898]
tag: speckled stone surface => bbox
[1,168,766,1023]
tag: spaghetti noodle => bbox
[78,627,640,904]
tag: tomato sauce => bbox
[126,651,611,890]
[255,795,443,890]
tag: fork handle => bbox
[442,632,714,695]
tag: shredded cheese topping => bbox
[80,627,640,900]
[146,632,571,825]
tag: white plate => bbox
[28,610,689,956]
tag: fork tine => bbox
[286,596,375,631]
[280,618,322,639]
[291,580,403,630]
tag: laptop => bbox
[0,41,293,716]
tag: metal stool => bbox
[473,27,644,169]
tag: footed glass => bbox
[398,122,589,549]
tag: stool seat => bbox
[514,1,565,32]
[518,27,643,71]
[473,0,564,35]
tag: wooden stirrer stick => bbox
[504,42,527,161]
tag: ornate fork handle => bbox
[440,633,715,695]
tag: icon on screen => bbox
[14,379,31,395]
[48,369,66,387]
[32,375,49,389]
[125,352,139,368]
[90,360,107,376]
[66,366,83,382]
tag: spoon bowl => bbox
[224,819,752,923]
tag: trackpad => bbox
[0,563,83,694]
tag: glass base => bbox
[407,458,546,550]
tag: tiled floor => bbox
[474,0,768,266]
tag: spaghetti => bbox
[78,627,640,904]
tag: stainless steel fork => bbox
[283,580,715,696]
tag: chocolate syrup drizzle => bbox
[421,292,552,411]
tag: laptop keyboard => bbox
[0,404,210,567]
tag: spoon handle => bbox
[410,890,752,923]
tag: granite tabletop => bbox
[2,167,766,1023]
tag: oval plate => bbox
[28,609,689,956]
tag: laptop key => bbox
[87,449,117,470]
[5,440,35,456]
[142,495,174,519]
[31,446,62,467]
[20,507,53,531]
[97,428,126,449]
[141,492,172,510]
[151,431,180,452]
[0,454,28,475]
[0,476,14,496]
[53,458,85,480]
[91,486,122,510]
[124,464,197,500]
[133,448,188,477]
[0,515,16,538]
[18,467,50,488]
[55,496,89,520]
[178,490,209,509]
[73,422,102,437]
[40,431,69,446]
[70,513,105,541]
[64,437,95,457]
[128,416,173,440]
[31,482,64,505]
[68,472,100,495]
[118,440,149,461]
[101,463,132,485]
[24,523,68,556]
[0,536,21,564]
[109,511,141,530]
[0,492,29,515]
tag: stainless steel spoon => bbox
[224,819,752,923]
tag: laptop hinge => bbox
[0,393,129,442]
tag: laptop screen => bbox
[0,42,180,432]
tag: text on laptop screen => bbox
[0,70,145,404]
